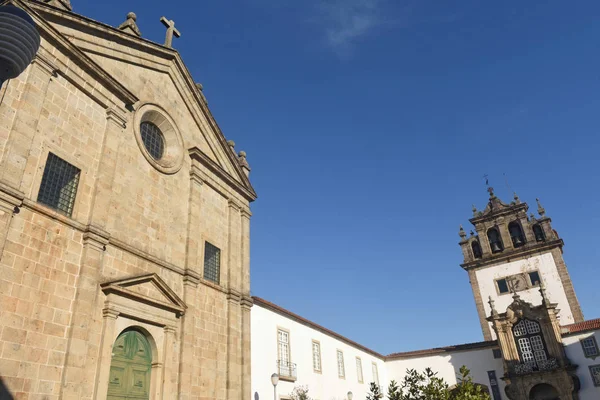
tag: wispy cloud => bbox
[317,0,385,55]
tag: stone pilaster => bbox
[60,225,110,399]
[241,208,251,295]
[177,273,199,400]
[93,308,119,400]
[0,55,57,191]
[550,247,584,323]
[185,171,204,275]
[226,291,242,400]
[497,222,512,250]
[87,108,128,228]
[0,181,24,255]
[162,325,177,399]
[227,199,241,292]
[468,269,492,341]
[241,296,252,400]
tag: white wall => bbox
[386,348,506,399]
[251,304,386,400]
[476,253,574,339]
[563,330,600,400]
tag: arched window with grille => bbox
[513,319,550,371]
[508,221,526,248]
[533,224,545,242]
[471,240,483,259]
[487,228,503,253]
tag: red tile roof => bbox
[561,318,600,335]
[253,297,600,360]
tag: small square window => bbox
[492,349,502,359]
[37,153,81,217]
[497,279,509,294]
[203,242,220,284]
[590,365,600,387]
[528,271,541,286]
[581,337,600,359]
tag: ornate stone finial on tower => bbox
[195,83,208,104]
[160,16,181,48]
[238,151,251,177]
[227,140,236,155]
[536,198,546,217]
[530,212,536,222]
[472,204,478,217]
[512,290,521,303]
[489,296,499,318]
[513,192,521,204]
[539,282,550,307]
[118,12,141,37]
[470,230,475,237]
[459,225,467,241]
[487,186,495,198]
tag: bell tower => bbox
[458,188,583,341]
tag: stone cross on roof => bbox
[160,16,181,48]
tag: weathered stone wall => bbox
[0,2,254,400]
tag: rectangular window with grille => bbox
[356,357,363,383]
[37,153,81,217]
[336,350,345,378]
[372,362,379,385]
[492,349,502,359]
[581,336,600,358]
[590,365,600,387]
[312,340,321,372]
[203,242,220,284]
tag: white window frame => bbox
[356,357,363,383]
[277,328,291,377]
[336,350,345,379]
[312,340,322,373]
[581,336,599,359]
[372,362,379,385]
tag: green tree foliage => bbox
[289,385,312,400]
[367,382,383,400]
[383,366,490,400]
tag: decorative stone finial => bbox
[487,186,495,198]
[118,12,142,37]
[238,151,251,177]
[512,290,521,302]
[536,198,546,217]
[470,230,475,237]
[459,225,467,240]
[227,140,235,148]
[488,296,499,318]
[513,192,520,204]
[472,204,478,216]
[160,16,181,48]
[530,212,536,221]
[195,83,208,104]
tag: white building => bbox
[251,192,600,400]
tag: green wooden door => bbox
[107,330,152,400]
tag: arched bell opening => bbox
[533,224,546,242]
[471,240,483,259]
[487,227,504,253]
[508,221,526,248]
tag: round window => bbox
[140,121,165,160]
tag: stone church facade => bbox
[0,0,255,399]
[1,2,600,400]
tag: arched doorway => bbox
[529,383,560,400]
[107,329,153,399]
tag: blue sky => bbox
[75,0,600,355]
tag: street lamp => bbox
[0,5,41,87]
[348,391,353,400]
[271,373,279,400]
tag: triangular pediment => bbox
[101,273,186,317]
[23,1,256,200]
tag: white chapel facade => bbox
[0,2,599,400]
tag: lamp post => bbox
[0,5,41,87]
[348,391,353,400]
[271,373,279,400]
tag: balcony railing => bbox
[277,360,297,381]
[511,358,559,375]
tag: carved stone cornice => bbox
[227,289,242,303]
[0,180,24,208]
[106,108,128,128]
[102,308,120,319]
[83,224,110,250]
[461,239,564,270]
[183,270,201,287]
[240,208,252,219]
[228,199,241,211]
[31,53,59,77]
[241,296,253,309]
